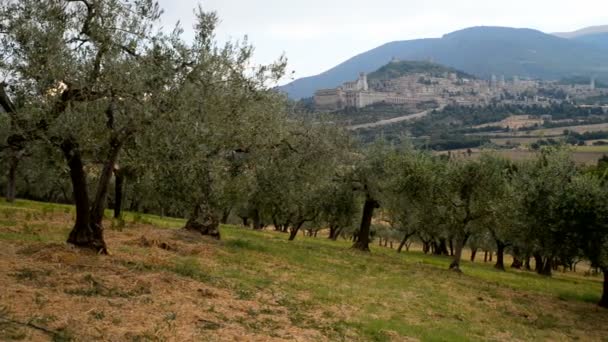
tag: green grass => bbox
[573,145,608,153]
[207,228,605,341]
[0,198,185,228]
[1,198,607,341]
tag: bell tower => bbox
[358,72,368,91]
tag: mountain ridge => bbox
[553,25,608,38]
[281,26,608,99]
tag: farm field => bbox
[477,122,608,139]
[436,148,608,165]
[525,122,608,136]
[490,137,542,145]
[473,115,543,130]
[572,145,608,153]
[1,199,607,341]
[496,150,607,165]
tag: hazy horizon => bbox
[158,0,608,83]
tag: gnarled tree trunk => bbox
[62,140,108,254]
[434,238,449,256]
[113,168,124,219]
[470,248,478,262]
[538,257,553,276]
[331,227,343,240]
[422,240,430,254]
[600,268,608,309]
[494,242,506,271]
[328,225,341,240]
[397,232,415,253]
[511,256,523,269]
[252,209,262,230]
[220,207,231,224]
[510,247,522,269]
[352,195,379,252]
[288,221,305,241]
[449,233,469,272]
[2,85,22,203]
[185,202,220,239]
[5,152,19,202]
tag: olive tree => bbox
[0,0,187,253]
[560,174,608,307]
[472,156,518,271]
[513,148,579,276]
[349,142,395,251]
[317,177,359,240]
[0,83,25,202]
[440,155,508,272]
[382,146,437,253]
[144,7,289,238]
[250,119,351,241]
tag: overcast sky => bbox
[157,0,607,83]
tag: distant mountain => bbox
[553,25,608,38]
[554,25,608,50]
[367,60,474,81]
[572,32,608,50]
[280,26,608,99]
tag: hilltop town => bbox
[314,60,607,111]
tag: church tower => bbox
[358,72,369,91]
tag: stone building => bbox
[314,68,607,112]
[314,73,395,110]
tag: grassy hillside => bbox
[0,199,607,341]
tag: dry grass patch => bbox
[1,199,608,341]
[0,203,325,341]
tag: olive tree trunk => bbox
[511,256,523,269]
[534,253,543,272]
[328,225,342,240]
[434,238,449,256]
[5,152,18,202]
[288,221,305,241]
[185,202,220,239]
[397,232,416,253]
[113,169,124,219]
[600,268,608,309]
[538,257,553,276]
[2,85,21,203]
[494,242,506,271]
[470,248,478,262]
[449,233,470,272]
[352,195,379,252]
[252,209,263,230]
[62,140,109,254]
[220,207,231,224]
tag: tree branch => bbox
[66,0,94,36]
[0,317,62,338]
[0,82,16,113]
